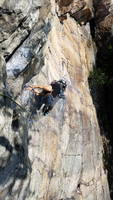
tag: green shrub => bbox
[89,68,108,86]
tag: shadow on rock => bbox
[0,135,31,190]
[29,91,60,118]
[0,136,13,153]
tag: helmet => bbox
[58,79,67,89]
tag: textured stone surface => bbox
[0,0,111,200]
[94,0,113,46]
[56,0,93,25]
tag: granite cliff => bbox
[0,0,112,200]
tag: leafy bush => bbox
[89,68,108,86]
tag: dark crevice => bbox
[5,30,31,62]
[89,18,96,38]
[16,15,28,30]
[71,8,92,25]
[0,7,15,15]
[11,110,19,131]
[0,136,13,153]
[13,62,32,79]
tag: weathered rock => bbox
[6,21,51,78]
[0,0,111,200]
[56,0,86,16]
[71,8,92,25]
[93,0,113,46]
[56,0,93,25]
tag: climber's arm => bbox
[26,85,53,92]
[31,85,43,89]
[32,85,52,91]
[25,86,40,95]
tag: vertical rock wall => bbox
[0,0,111,199]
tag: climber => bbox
[26,79,67,115]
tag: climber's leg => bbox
[42,94,54,115]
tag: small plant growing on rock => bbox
[89,68,108,86]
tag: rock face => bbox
[0,0,111,200]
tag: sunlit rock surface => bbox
[0,0,111,200]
